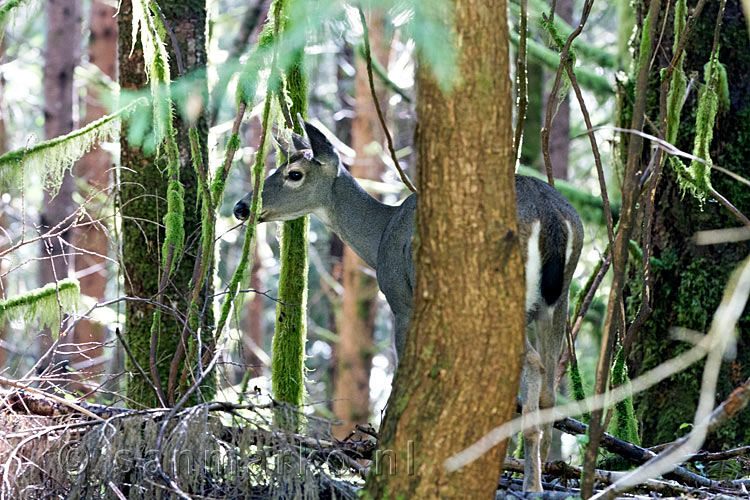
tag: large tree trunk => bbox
[628,0,750,448]
[71,0,118,388]
[39,0,80,356]
[332,11,390,440]
[364,0,524,497]
[118,0,211,407]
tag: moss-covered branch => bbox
[0,278,79,335]
[0,98,144,194]
[272,0,309,424]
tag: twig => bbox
[502,457,692,494]
[357,6,416,193]
[582,0,662,495]
[540,0,596,186]
[512,0,529,166]
[0,376,102,420]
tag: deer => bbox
[233,120,584,492]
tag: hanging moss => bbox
[0,99,142,194]
[626,0,750,453]
[0,279,79,335]
[120,0,212,407]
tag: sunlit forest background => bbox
[0,0,749,497]
[0,0,615,426]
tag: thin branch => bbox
[358,6,416,193]
[512,0,529,166]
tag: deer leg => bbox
[521,335,545,492]
[540,296,568,461]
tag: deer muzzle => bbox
[233,198,251,221]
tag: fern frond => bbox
[0,278,79,335]
[0,98,144,195]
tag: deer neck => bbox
[314,170,396,269]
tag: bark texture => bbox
[364,0,525,497]
[71,0,118,384]
[628,0,750,448]
[332,11,390,440]
[39,0,80,354]
[118,0,211,407]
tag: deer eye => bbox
[288,170,303,181]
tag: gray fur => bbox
[234,122,583,492]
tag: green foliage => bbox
[0,279,79,335]
[611,347,640,446]
[0,99,143,194]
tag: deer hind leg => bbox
[521,333,545,493]
[539,297,567,462]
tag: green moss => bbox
[271,0,310,424]
[0,99,140,194]
[568,360,587,404]
[0,279,79,335]
[120,0,213,408]
[611,347,640,445]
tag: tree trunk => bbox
[332,10,390,440]
[364,0,524,497]
[71,0,117,388]
[628,0,750,448]
[548,0,573,180]
[118,0,211,407]
[39,0,80,356]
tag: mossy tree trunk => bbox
[272,0,309,416]
[364,0,525,497]
[118,0,212,407]
[627,0,750,448]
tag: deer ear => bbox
[291,132,309,151]
[301,119,337,163]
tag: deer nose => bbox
[233,199,250,220]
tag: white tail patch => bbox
[525,220,542,313]
[564,220,574,266]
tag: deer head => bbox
[233,121,342,223]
